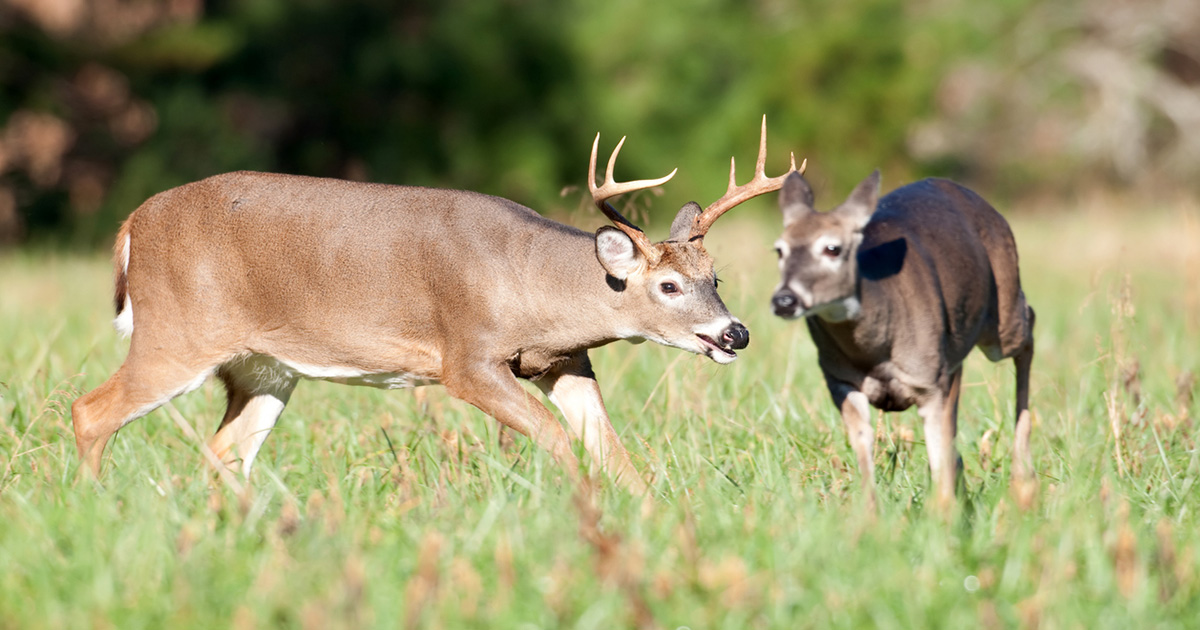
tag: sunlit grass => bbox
[2,201,1198,628]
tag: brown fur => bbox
[73,168,753,491]
[773,172,1035,511]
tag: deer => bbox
[769,170,1035,511]
[72,117,801,495]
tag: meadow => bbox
[1,197,1198,629]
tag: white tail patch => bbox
[113,295,133,337]
[113,234,133,337]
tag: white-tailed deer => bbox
[770,171,1034,510]
[73,118,800,493]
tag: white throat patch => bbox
[811,295,862,323]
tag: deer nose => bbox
[722,322,749,350]
[772,290,798,315]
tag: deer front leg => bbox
[442,361,581,485]
[831,384,878,510]
[534,352,649,495]
[918,369,962,513]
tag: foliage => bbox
[2,204,1198,628]
[1,0,1198,245]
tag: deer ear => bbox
[842,169,881,230]
[668,201,702,242]
[780,171,815,226]
[595,226,645,280]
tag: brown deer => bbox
[73,118,800,493]
[770,171,1034,510]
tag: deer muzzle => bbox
[722,322,750,350]
[695,320,749,364]
[771,288,805,319]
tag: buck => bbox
[73,118,800,493]
[770,171,1034,510]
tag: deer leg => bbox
[831,385,878,510]
[443,363,580,484]
[1012,335,1035,482]
[919,369,962,512]
[209,368,297,477]
[73,352,215,477]
[534,352,648,495]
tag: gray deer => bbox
[770,170,1035,510]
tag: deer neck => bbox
[810,277,894,356]
[812,295,863,324]
[811,273,865,324]
[519,228,645,353]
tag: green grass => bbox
[2,203,1199,629]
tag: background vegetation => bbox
[1,0,1198,244]
[2,0,1199,628]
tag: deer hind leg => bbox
[442,361,580,484]
[1012,306,1035,482]
[832,386,878,510]
[72,350,216,477]
[210,357,298,477]
[534,352,648,495]
[919,369,962,513]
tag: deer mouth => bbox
[696,334,738,363]
[773,304,803,319]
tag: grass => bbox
[2,199,1198,629]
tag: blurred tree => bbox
[0,0,1197,246]
[908,0,1200,196]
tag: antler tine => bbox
[755,113,769,174]
[725,156,737,196]
[589,133,677,258]
[691,115,805,240]
[590,135,677,208]
[604,136,625,194]
[588,133,601,197]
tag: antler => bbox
[590,134,677,262]
[690,115,806,240]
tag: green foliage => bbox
[1,0,1103,245]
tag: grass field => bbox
[2,199,1198,629]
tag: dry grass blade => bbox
[573,480,658,630]
[404,532,442,630]
[2,377,74,486]
[1104,391,1127,478]
[1177,371,1195,422]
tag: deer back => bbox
[861,179,1003,357]
[123,172,607,375]
[774,174,1028,394]
[120,168,764,382]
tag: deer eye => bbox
[774,247,783,259]
[659,281,680,295]
[823,244,843,258]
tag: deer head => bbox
[591,116,802,363]
[771,169,881,322]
